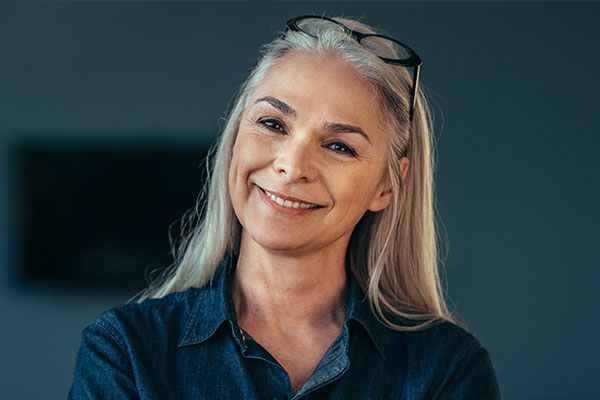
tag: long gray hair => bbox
[138,16,454,331]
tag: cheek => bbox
[229,130,273,187]
[228,136,242,191]
[229,137,257,224]
[330,166,386,209]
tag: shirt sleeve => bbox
[68,319,140,400]
[439,340,501,400]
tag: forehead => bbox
[248,51,386,131]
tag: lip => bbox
[257,185,321,206]
[255,185,324,216]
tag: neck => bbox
[231,234,349,330]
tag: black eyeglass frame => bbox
[285,15,422,127]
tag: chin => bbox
[253,233,307,252]
[242,226,313,254]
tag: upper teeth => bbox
[264,190,318,209]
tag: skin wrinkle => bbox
[254,95,373,145]
[245,101,378,162]
[227,51,396,394]
[132,13,450,337]
[254,96,298,119]
[322,122,371,144]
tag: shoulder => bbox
[364,316,483,358]
[368,319,486,371]
[400,320,483,358]
[69,288,209,399]
[87,287,204,350]
[384,320,501,398]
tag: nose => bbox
[272,138,318,183]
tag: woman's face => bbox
[228,51,393,255]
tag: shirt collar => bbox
[178,253,391,358]
[345,269,396,358]
[178,254,236,347]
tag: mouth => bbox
[257,186,323,210]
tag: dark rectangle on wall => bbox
[16,141,210,293]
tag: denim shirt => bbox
[68,255,500,399]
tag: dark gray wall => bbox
[1,2,598,399]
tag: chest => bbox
[240,326,343,393]
[130,326,410,400]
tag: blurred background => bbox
[0,2,598,399]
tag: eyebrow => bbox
[323,122,372,144]
[254,96,371,144]
[254,96,297,119]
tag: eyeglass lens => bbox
[360,36,411,60]
[294,18,410,61]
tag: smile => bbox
[260,187,321,209]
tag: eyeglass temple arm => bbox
[408,64,421,123]
[402,65,421,159]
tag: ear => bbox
[399,156,409,181]
[367,157,410,212]
[368,175,393,212]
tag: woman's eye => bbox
[327,141,356,156]
[258,118,285,132]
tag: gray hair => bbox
[138,16,454,331]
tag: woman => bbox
[69,15,500,399]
